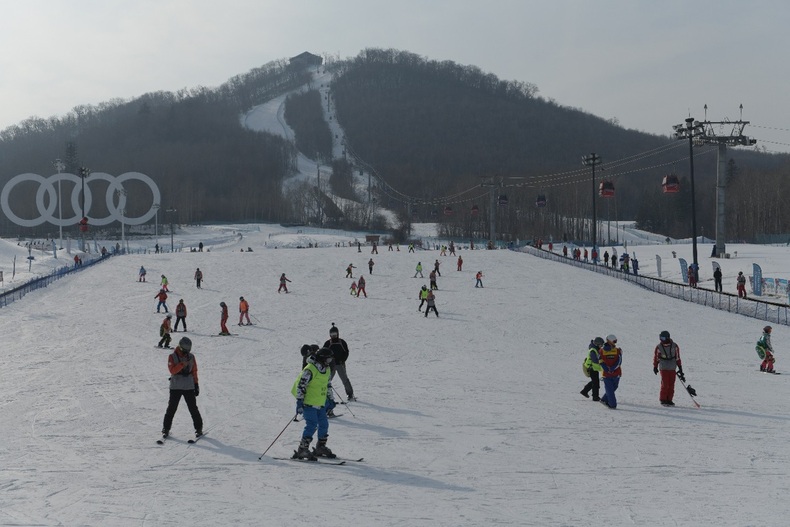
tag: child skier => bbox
[292,347,337,460]
[757,326,776,373]
[278,273,291,293]
[349,281,357,296]
[219,302,230,335]
[158,314,173,348]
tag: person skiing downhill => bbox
[349,281,357,296]
[414,262,424,278]
[139,266,147,282]
[653,330,684,406]
[219,302,230,335]
[278,273,291,293]
[161,337,203,439]
[160,274,169,292]
[356,275,367,297]
[292,347,337,460]
[238,296,251,325]
[158,314,173,348]
[757,326,776,373]
[155,289,169,313]
[581,337,604,401]
[418,285,429,311]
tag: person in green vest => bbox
[292,347,337,460]
[757,325,776,373]
[418,285,429,312]
[580,337,604,401]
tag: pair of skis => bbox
[271,456,364,466]
[156,432,205,445]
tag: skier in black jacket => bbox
[323,323,355,409]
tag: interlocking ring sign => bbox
[1,172,161,227]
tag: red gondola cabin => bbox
[662,174,680,193]
[598,181,615,198]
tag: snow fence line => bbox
[520,245,790,326]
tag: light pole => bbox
[673,117,705,282]
[78,166,90,252]
[166,208,177,252]
[115,188,127,252]
[53,159,65,250]
[582,153,602,254]
[153,203,160,245]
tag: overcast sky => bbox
[1,0,788,153]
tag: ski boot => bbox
[293,437,317,461]
[195,429,203,438]
[313,437,337,459]
[161,428,169,438]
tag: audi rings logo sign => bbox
[1,172,161,228]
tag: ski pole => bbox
[677,374,700,408]
[331,386,357,418]
[258,414,297,460]
[250,313,262,324]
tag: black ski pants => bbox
[163,389,203,432]
[582,370,600,400]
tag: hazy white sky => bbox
[1,0,788,152]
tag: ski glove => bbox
[677,370,686,383]
[653,367,658,375]
[296,400,304,415]
[194,384,199,397]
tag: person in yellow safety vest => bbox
[581,337,604,401]
[418,285,429,312]
[292,347,337,460]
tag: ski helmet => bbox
[764,326,773,333]
[606,334,617,343]
[315,347,334,363]
[300,344,311,357]
[240,296,244,300]
[659,330,671,341]
[179,337,192,352]
[166,313,172,318]
[593,337,604,347]
[329,323,339,337]
[220,302,226,307]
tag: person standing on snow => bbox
[346,263,356,278]
[161,337,203,440]
[139,266,147,282]
[581,337,604,401]
[194,268,203,289]
[349,281,357,296]
[160,274,169,292]
[757,326,776,373]
[434,259,442,277]
[414,262,424,278]
[323,323,355,403]
[219,302,230,335]
[424,290,438,317]
[457,255,463,271]
[653,330,684,406]
[155,289,169,313]
[599,340,622,408]
[368,258,375,274]
[429,269,438,290]
[418,285,429,311]
[737,271,747,298]
[356,275,367,297]
[292,347,337,460]
[475,271,484,288]
[158,314,173,348]
[713,266,723,292]
[278,273,291,293]
[238,296,251,326]
[174,299,188,332]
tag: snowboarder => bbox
[414,262,424,278]
[475,271,484,288]
[292,347,337,460]
[158,314,173,348]
[580,337,604,401]
[345,263,356,278]
[368,258,375,274]
[194,268,203,289]
[737,271,747,298]
[418,285,429,311]
[356,275,367,297]
[238,296,251,325]
[653,330,684,406]
[155,289,169,313]
[160,274,169,292]
[139,266,147,282]
[424,290,438,317]
[757,325,776,373]
[219,302,230,335]
[161,337,203,439]
[174,299,187,332]
[600,341,622,408]
[713,266,723,292]
[323,323,355,403]
[278,273,291,293]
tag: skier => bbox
[368,258,374,274]
[737,271,747,298]
[713,266,723,292]
[161,337,203,439]
[158,314,173,348]
[345,263,356,278]
[424,290,438,317]
[429,270,438,290]
[475,271,484,288]
[418,285,429,311]
[371,242,378,254]
[174,299,187,332]
[323,323,355,403]
[653,330,684,406]
[757,325,776,373]
[414,262,424,278]
[356,275,367,297]
[194,268,203,289]
[278,273,291,293]
[434,259,441,277]
[599,340,622,408]
[292,347,337,460]
[457,255,463,271]
[139,266,147,282]
[238,296,251,326]
[160,274,169,292]
[580,337,604,401]
[219,302,230,335]
[155,289,169,313]
[349,281,357,296]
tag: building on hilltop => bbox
[289,52,323,69]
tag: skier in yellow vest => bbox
[292,347,337,460]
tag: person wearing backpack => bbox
[757,326,776,373]
[581,337,604,401]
